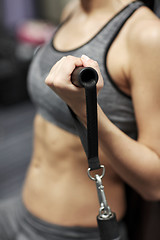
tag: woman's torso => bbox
[23,1,145,227]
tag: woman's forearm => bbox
[97,106,160,201]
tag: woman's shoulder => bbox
[127,6,160,53]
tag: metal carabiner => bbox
[87,165,105,181]
[95,174,112,219]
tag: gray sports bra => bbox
[27,1,144,139]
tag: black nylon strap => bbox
[70,68,122,240]
[85,84,100,170]
[70,67,101,170]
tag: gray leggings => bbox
[0,196,129,240]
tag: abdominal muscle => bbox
[23,114,126,227]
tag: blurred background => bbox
[0,0,70,200]
[0,1,160,240]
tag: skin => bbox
[23,0,160,227]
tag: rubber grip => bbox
[71,67,98,88]
[97,213,121,240]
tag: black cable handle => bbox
[71,67,101,170]
[70,67,121,240]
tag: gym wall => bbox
[38,0,71,24]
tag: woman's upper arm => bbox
[129,20,160,156]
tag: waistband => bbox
[18,197,100,239]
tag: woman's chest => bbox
[28,39,136,138]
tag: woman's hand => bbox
[45,55,104,123]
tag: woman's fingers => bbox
[44,55,104,121]
[45,55,104,92]
[45,56,83,87]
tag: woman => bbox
[0,0,160,239]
